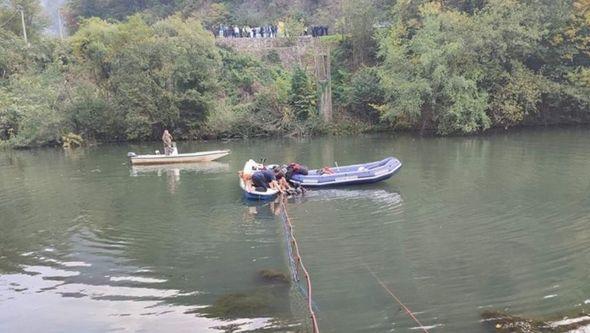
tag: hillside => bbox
[0,0,589,148]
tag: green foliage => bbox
[0,30,28,79]
[0,67,67,147]
[1,0,589,148]
[378,0,589,134]
[379,3,492,134]
[264,50,281,65]
[349,66,384,122]
[205,49,295,138]
[63,80,116,140]
[283,16,304,45]
[339,0,377,66]
[65,0,181,24]
[69,15,221,141]
[289,66,316,121]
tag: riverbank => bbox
[3,119,589,151]
[2,3,589,149]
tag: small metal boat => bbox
[128,149,230,165]
[289,157,402,187]
[239,159,279,200]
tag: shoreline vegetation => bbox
[1,0,589,149]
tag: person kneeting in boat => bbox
[253,169,281,193]
[243,169,280,193]
[272,165,297,194]
[162,129,173,155]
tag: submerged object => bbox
[128,149,230,165]
[289,157,402,187]
[239,159,279,200]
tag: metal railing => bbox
[279,199,320,333]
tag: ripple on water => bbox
[2,132,590,333]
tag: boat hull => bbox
[130,150,230,165]
[290,157,402,187]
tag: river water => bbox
[1,128,589,333]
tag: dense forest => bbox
[0,0,589,147]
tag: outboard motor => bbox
[127,152,137,158]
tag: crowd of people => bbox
[214,24,330,38]
[217,25,278,38]
[309,26,329,37]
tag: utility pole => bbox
[18,7,28,45]
[57,8,64,40]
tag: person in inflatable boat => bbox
[284,162,309,180]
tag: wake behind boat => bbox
[128,149,230,165]
[289,157,402,187]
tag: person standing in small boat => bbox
[162,130,173,155]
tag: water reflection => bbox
[242,197,284,221]
[130,162,229,194]
[130,162,230,177]
[300,187,402,205]
[0,225,280,333]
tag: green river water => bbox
[1,128,589,332]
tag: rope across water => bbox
[279,199,320,333]
[365,264,430,333]
[278,199,428,333]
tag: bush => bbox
[0,68,68,147]
[264,50,281,65]
[350,66,384,122]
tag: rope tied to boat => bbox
[365,264,430,333]
[279,199,320,333]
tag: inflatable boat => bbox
[289,157,402,187]
[239,159,280,200]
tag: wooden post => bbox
[315,47,332,122]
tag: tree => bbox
[379,2,490,134]
[69,14,221,141]
[376,0,583,134]
[289,66,316,121]
[340,0,377,66]
[283,15,304,45]
[0,66,68,147]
